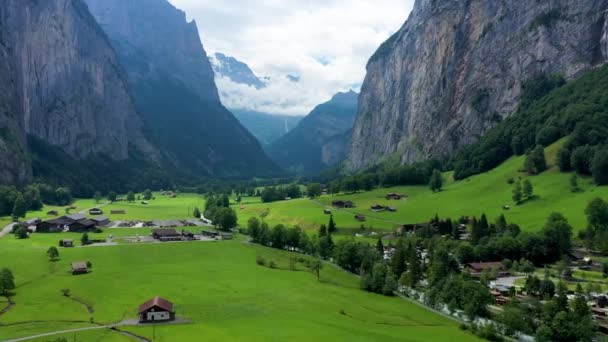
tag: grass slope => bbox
[239,139,608,233]
[0,235,478,341]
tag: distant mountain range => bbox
[266,91,359,175]
[232,110,303,146]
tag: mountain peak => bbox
[212,52,266,89]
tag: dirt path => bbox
[0,223,16,238]
[4,325,113,342]
[78,201,110,215]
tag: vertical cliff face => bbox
[350,0,608,170]
[84,0,279,177]
[0,0,157,184]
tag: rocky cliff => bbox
[0,0,157,184]
[350,0,608,170]
[267,91,358,175]
[85,0,279,177]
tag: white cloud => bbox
[169,0,415,115]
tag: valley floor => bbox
[0,233,480,341]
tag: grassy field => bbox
[238,139,608,233]
[0,232,480,341]
[0,193,206,227]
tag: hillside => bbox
[350,0,608,170]
[84,0,280,179]
[239,139,608,233]
[232,110,303,145]
[267,91,358,175]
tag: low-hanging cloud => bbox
[169,0,415,116]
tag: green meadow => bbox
[238,139,608,233]
[0,233,480,341]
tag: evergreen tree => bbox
[376,238,384,256]
[328,215,337,234]
[193,207,201,219]
[126,191,135,202]
[318,224,328,237]
[570,174,580,193]
[143,189,153,200]
[81,233,89,246]
[523,179,534,199]
[0,268,15,296]
[94,191,102,204]
[107,191,117,203]
[390,242,406,277]
[11,193,26,220]
[429,169,443,192]
[513,180,523,204]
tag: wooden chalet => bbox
[202,230,220,238]
[59,239,74,247]
[89,208,103,215]
[385,193,404,200]
[152,228,181,242]
[370,204,386,212]
[71,262,88,275]
[138,296,175,323]
[332,200,355,209]
[355,214,366,222]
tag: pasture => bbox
[0,233,480,341]
[238,139,608,233]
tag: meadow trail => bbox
[0,223,16,238]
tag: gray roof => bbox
[91,216,109,222]
[66,214,86,221]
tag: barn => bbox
[138,296,175,323]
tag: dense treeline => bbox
[204,194,237,231]
[260,184,302,203]
[453,67,608,180]
[0,183,72,219]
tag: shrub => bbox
[269,260,277,269]
[256,256,266,266]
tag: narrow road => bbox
[4,325,112,342]
[78,201,111,215]
[0,223,16,238]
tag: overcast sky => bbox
[169,0,415,116]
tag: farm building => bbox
[467,262,507,278]
[111,209,126,215]
[59,239,74,247]
[68,219,97,232]
[71,262,88,275]
[355,214,366,222]
[202,230,220,239]
[89,208,103,215]
[332,200,355,209]
[138,296,175,323]
[181,230,195,240]
[152,228,182,241]
[370,204,386,212]
[221,233,233,240]
[66,214,86,221]
[385,193,404,200]
[90,216,110,227]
